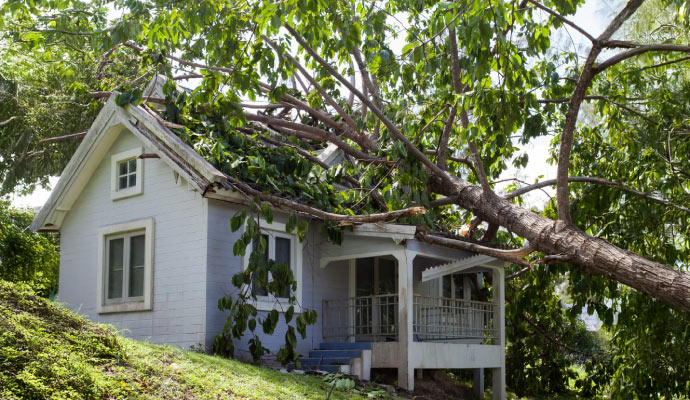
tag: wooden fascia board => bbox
[31,98,121,231]
[126,104,227,184]
[120,114,210,192]
[421,254,497,282]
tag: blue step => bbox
[318,342,372,350]
[309,349,361,358]
[300,357,352,366]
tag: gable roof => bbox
[31,95,230,231]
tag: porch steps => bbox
[292,343,372,379]
[308,349,363,358]
[319,342,372,350]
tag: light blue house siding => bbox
[57,129,346,356]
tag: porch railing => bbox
[322,294,497,342]
[413,294,497,341]
[322,294,398,342]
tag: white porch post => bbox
[348,259,356,342]
[491,267,506,400]
[395,250,415,391]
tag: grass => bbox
[0,280,378,399]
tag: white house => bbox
[32,80,507,398]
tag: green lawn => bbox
[0,280,382,399]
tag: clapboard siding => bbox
[59,130,208,348]
[204,201,349,360]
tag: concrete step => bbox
[300,357,352,366]
[318,342,372,350]
[309,349,362,358]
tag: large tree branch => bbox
[594,43,690,73]
[244,113,384,164]
[437,105,457,170]
[223,175,423,225]
[555,0,646,223]
[504,176,690,213]
[427,176,690,311]
[260,37,378,153]
[417,232,534,267]
[284,24,452,184]
[527,0,595,42]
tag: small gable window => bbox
[111,147,143,200]
[118,159,137,190]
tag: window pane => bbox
[275,237,291,297]
[453,274,464,299]
[128,159,137,173]
[442,275,452,298]
[356,257,375,296]
[251,272,268,296]
[128,173,136,187]
[275,237,291,267]
[107,238,124,299]
[119,161,128,175]
[129,235,145,297]
[251,234,269,296]
[378,258,396,294]
[118,176,128,190]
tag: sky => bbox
[8,0,620,210]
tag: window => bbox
[97,218,154,313]
[242,221,302,312]
[251,234,291,298]
[117,159,137,190]
[442,273,467,300]
[111,147,143,200]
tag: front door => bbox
[354,256,398,341]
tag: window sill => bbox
[252,297,302,313]
[98,301,152,314]
[111,188,143,200]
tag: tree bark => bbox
[429,176,690,311]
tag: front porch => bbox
[322,293,498,343]
[318,224,506,398]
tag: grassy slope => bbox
[0,281,371,400]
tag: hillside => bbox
[0,281,380,399]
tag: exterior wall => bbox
[412,256,443,296]
[204,201,349,361]
[58,130,208,348]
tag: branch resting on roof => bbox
[417,232,535,267]
[223,176,424,225]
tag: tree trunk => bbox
[430,176,690,312]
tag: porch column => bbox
[396,250,415,391]
[491,267,506,400]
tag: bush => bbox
[0,201,59,297]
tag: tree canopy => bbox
[2,0,690,396]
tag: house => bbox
[32,78,508,398]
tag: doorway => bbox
[353,256,398,341]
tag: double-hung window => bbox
[243,222,302,312]
[111,148,143,200]
[251,233,292,298]
[106,231,145,301]
[98,218,154,313]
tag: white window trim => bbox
[97,218,154,313]
[110,147,144,200]
[241,219,303,312]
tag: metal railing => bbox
[322,294,497,343]
[413,294,497,341]
[322,294,398,342]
